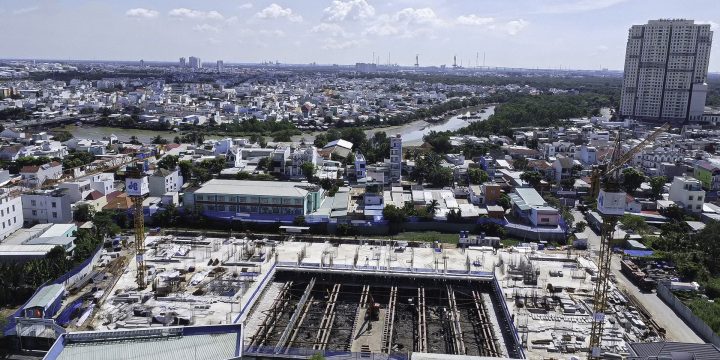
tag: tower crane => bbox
[588,123,669,359]
[125,162,150,289]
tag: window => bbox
[52,202,57,208]
[696,205,702,210]
[12,205,15,211]
[32,210,37,216]
[698,196,703,202]
[52,212,57,218]
[31,200,36,206]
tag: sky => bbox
[0,0,718,71]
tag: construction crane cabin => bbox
[588,123,669,359]
[125,162,150,289]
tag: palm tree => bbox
[426,199,440,216]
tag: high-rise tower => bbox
[620,19,713,125]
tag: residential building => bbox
[20,161,63,188]
[59,180,93,203]
[21,189,74,224]
[189,56,202,69]
[390,134,402,182]
[183,179,325,221]
[509,187,560,227]
[354,152,366,179]
[217,60,224,73]
[179,57,186,67]
[0,224,76,263]
[552,155,575,183]
[620,19,713,125]
[577,145,597,165]
[286,146,320,179]
[668,175,705,213]
[149,168,184,197]
[89,173,115,195]
[0,190,23,240]
[694,160,720,190]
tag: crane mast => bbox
[126,162,149,289]
[588,124,669,359]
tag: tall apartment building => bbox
[217,60,224,73]
[188,56,202,69]
[620,19,713,125]
[179,57,186,67]
[390,134,402,182]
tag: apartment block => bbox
[620,19,713,125]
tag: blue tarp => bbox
[624,249,655,257]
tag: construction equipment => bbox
[588,123,669,359]
[125,163,150,289]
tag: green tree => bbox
[468,167,489,184]
[695,221,720,273]
[447,208,463,222]
[93,211,122,240]
[520,171,543,189]
[497,193,512,210]
[513,157,528,170]
[622,168,645,194]
[620,214,649,234]
[649,176,667,199]
[178,160,193,181]
[157,155,179,170]
[382,205,407,224]
[74,204,95,222]
[423,131,453,154]
[301,163,315,181]
[151,135,168,145]
[425,199,440,216]
[575,221,587,233]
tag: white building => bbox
[21,189,74,224]
[20,161,63,188]
[189,56,202,69]
[286,146,320,179]
[620,19,713,125]
[89,173,115,195]
[149,168,184,197]
[390,134,402,182]
[354,152,367,179]
[0,190,23,240]
[668,175,705,213]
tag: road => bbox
[571,209,704,343]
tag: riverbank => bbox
[55,105,494,146]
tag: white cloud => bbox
[255,4,302,22]
[13,6,39,15]
[311,23,349,38]
[169,8,224,20]
[323,0,375,22]
[540,0,628,14]
[698,21,719,31]
[364,7,444,38]
[503,19,529,35]
[322,38,363,50]
[239,3,254,10]
[194,24,220,33]
[456,15,494,26]
[125,8,159,19]
[259,29,286,37]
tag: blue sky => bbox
[0,0,718,71]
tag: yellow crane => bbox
[125,163,149,289]
[588,123,669,359]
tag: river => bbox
[54,105,494,146]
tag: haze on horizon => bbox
[0,0,718,71]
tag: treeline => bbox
[0,107,30,120]
[457,93,613,138]
[0,228,102,306]
[345,72,622,97]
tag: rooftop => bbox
[25,283,64,309]
[44,325,243,360]
[194,179,318,198]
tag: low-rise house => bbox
[20,161,63,188]
[21,188,74,224]
[509,187,560,227]
[668,175,705,213]
[149,168,183,197]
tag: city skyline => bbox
[0,0,718,71]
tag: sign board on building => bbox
[126,178,149,196]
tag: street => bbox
[570,209,704,343]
